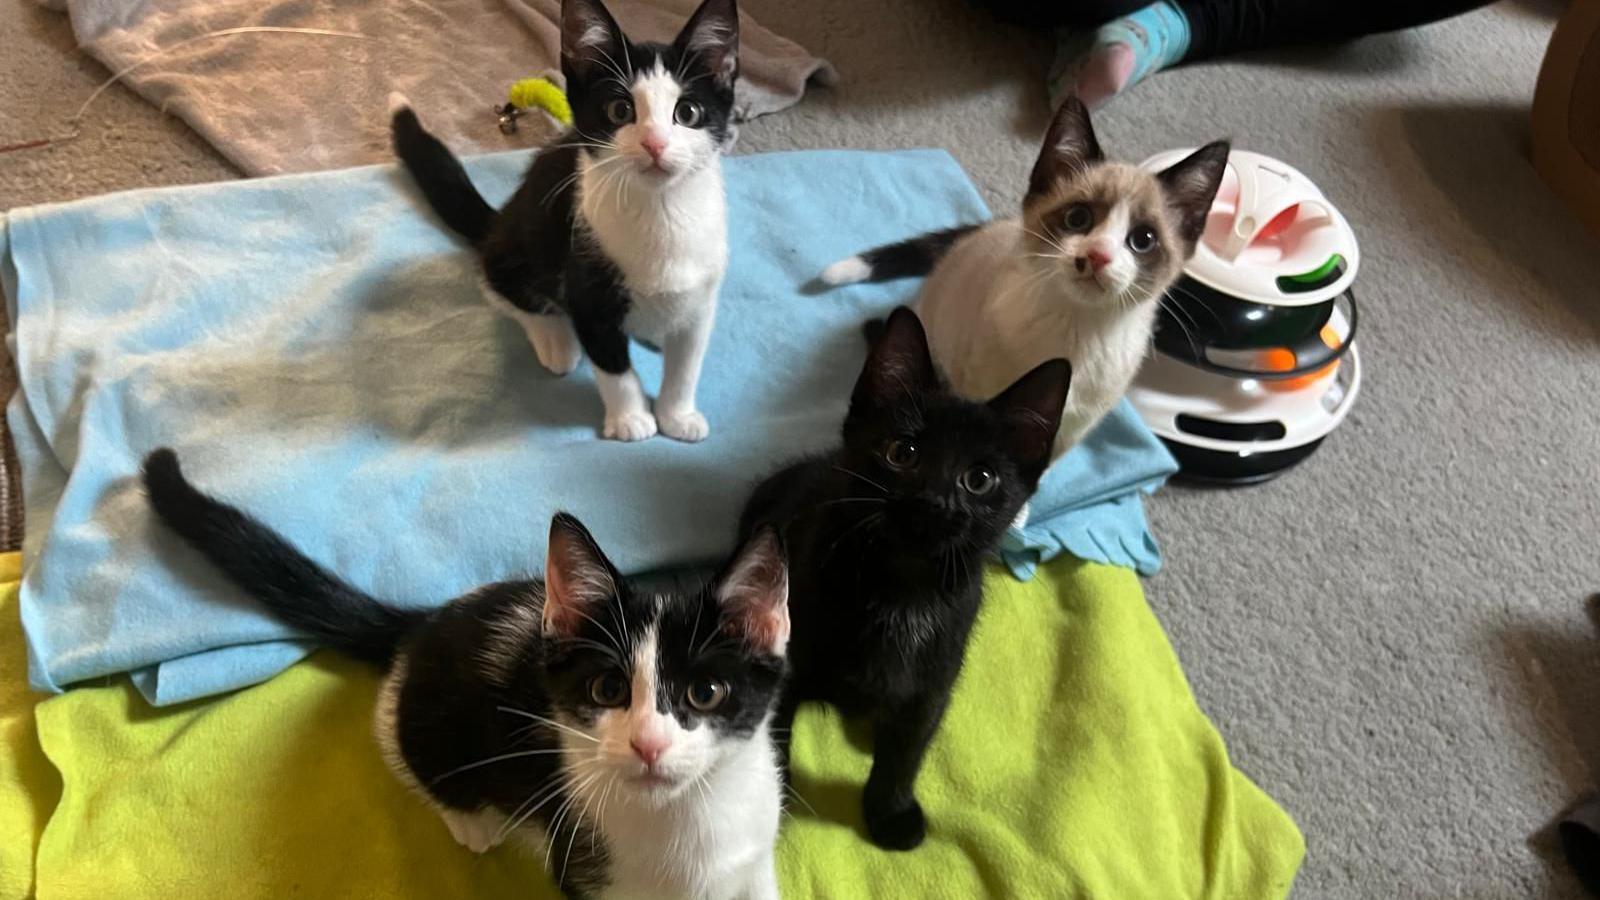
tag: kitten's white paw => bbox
[440,807,505,854]
[656,408,710,443]
[526,318,582,375]
[604,410,658,442]
[820,255,871,286]
[387,92,412,117]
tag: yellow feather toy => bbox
[507,78,573,127]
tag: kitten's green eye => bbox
[959,465,998,495]
[673,100,703,128]
[605,98,635,125]
[1063,204,1094,233]
[1127,226,1158,254]
[882,438,919,470]
[589,671,629,707]
[685,678,728,712]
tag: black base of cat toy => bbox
[1161,437,1325,486]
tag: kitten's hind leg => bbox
[439,805,509,854]
[480,281,583,375]
[524,314,583,375]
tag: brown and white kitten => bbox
[822,97,1229,461]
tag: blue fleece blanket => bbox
[1,149,1177,705]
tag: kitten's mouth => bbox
[630,770,679,789]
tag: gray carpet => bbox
[4,0,1599,896]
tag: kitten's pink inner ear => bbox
[677,0,740,84]
[718,531,790,655]
[543,517,613,638]
[561,0,623,70]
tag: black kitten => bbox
[738,307,1070,850]
[143,449,790,900]
[391,0,739,444]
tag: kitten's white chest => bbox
[587,738,781,900]
[579,158,728,341]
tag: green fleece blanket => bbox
[1,553,1303,898]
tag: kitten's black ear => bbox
[1158,140,1230,246]
[543,513,620,639]
[851,307,938,411]
[1028,97,1104,201]
[561,0,628,84]
[673,0,739,88]
[989,358,1072,470]
[715,527,789,655]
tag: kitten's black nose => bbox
[1073,257,1088,274]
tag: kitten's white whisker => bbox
[822,510,884,565]
[569,608,627,656]
[1158,296,1203,360]
[427,747,572,786]
[830,465,889,495]
[545,769,603,875]
[497,706,600,744]
[563,776,603,883]
[784,782,818,818]
[493,774,571,844]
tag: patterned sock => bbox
[1048,1,1192,109]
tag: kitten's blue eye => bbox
[882,439,918,470]
[685,678,727,712]
[1127,226,1158,254]
[605,98,635,125]
[589,671,629,707]
[1063,204,1094,232]
[673,100,703,128]
[959,465,998,495]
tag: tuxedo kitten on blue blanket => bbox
[142,449,789,900]
[391,0,739,443]
[739,308,1069,851]
[823,97,1228,461]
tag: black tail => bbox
[389,95,498,243]
[819,223,981,286]
[142,449,425,666]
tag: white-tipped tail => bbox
[820,255,872,286]
[387,92,412,117]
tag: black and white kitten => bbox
[738,308,1070,851]
[142,449,789,900]
[391,0,740,444]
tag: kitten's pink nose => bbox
[640,130,668,162]
[1085,247,1113,272]
[631,735,670,766]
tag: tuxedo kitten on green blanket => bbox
[143,449,790,900]
[823,97,1229,461]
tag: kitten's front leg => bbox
[862,693,949,851]
[438,806,510,854]
[654,303,715,443]
[575,316,657,442]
